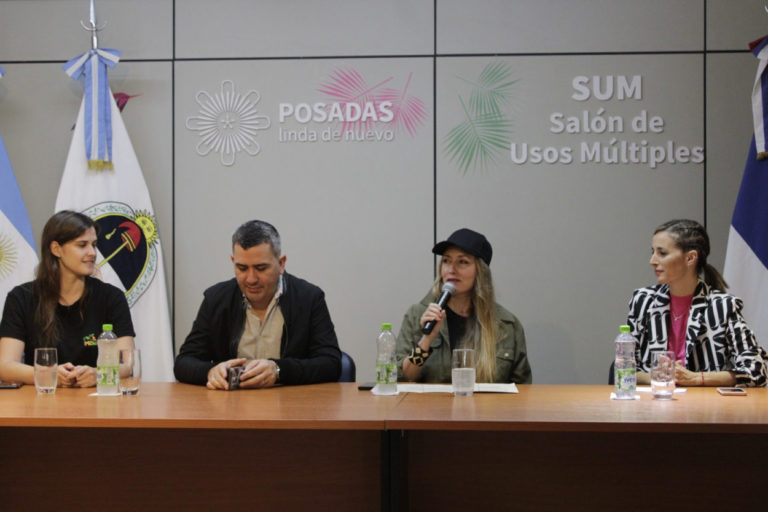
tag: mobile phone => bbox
[227,365,244,390]
[0,382,23,389]
[357,382,376,391]
[717,387,747,396]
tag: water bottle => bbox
[375,323,398,395]
[96,324,119,395]
[614,324,637,399]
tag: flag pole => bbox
[66,0,119,170]
[80,0,107,50]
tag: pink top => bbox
[669,294,693,364]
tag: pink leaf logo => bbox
[318,68,426,137]
[375,73,428,137]
[318,68,391,134]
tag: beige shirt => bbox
[237,277,284,360]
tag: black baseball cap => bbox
[432,228,492,265]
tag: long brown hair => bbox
[34,211,97,346]
[654,219,728,291]
[432,257,500,383]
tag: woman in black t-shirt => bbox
[0,211,135,387]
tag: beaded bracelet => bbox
[408,345,434,367]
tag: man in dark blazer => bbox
[174,220,341,389]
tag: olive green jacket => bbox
[396,292,532,383]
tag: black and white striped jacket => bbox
[627,281,767,387]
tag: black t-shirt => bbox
[0,277,135,367]
[446,306,469,351]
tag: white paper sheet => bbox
[396,383,519,394]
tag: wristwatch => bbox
[272,360,281,383]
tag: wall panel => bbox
[438,0,703,54]
[173,58,434,370]
[176,0,434,58]
[436,54,704,382]
[705,53,755,283]
[708,1,767,51]
[0,0,172,61]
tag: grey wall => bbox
[0,0,764,383]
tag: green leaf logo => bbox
[444,62,517,174]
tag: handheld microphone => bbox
[421,282,456,335]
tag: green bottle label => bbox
[376,363,397,385]
[615,367,636,391]
[97,365,119,386]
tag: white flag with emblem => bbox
[55,92,174,382]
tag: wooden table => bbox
[387,385,768,511]
[1,383,767,511]
[0,382,404,510]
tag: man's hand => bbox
[206,358,247,390]
[238,359,279,389]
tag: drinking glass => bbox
[34,348,58,394]
[650,351,676,399]
[452,348,476,397]
[118,349,141,395]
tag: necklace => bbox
[670,294,693,323]
[671,310,686,322]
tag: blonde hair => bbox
[432,257,500,382]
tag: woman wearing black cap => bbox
[396,228,531,384]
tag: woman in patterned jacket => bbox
[627,219,767,387]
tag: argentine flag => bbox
[723,36,768,343]
[0,132,38,315]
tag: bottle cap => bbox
[381,322,392,331]
[619,325,630,333]
[102,324,114,331]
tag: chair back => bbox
[339,351,356,382]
